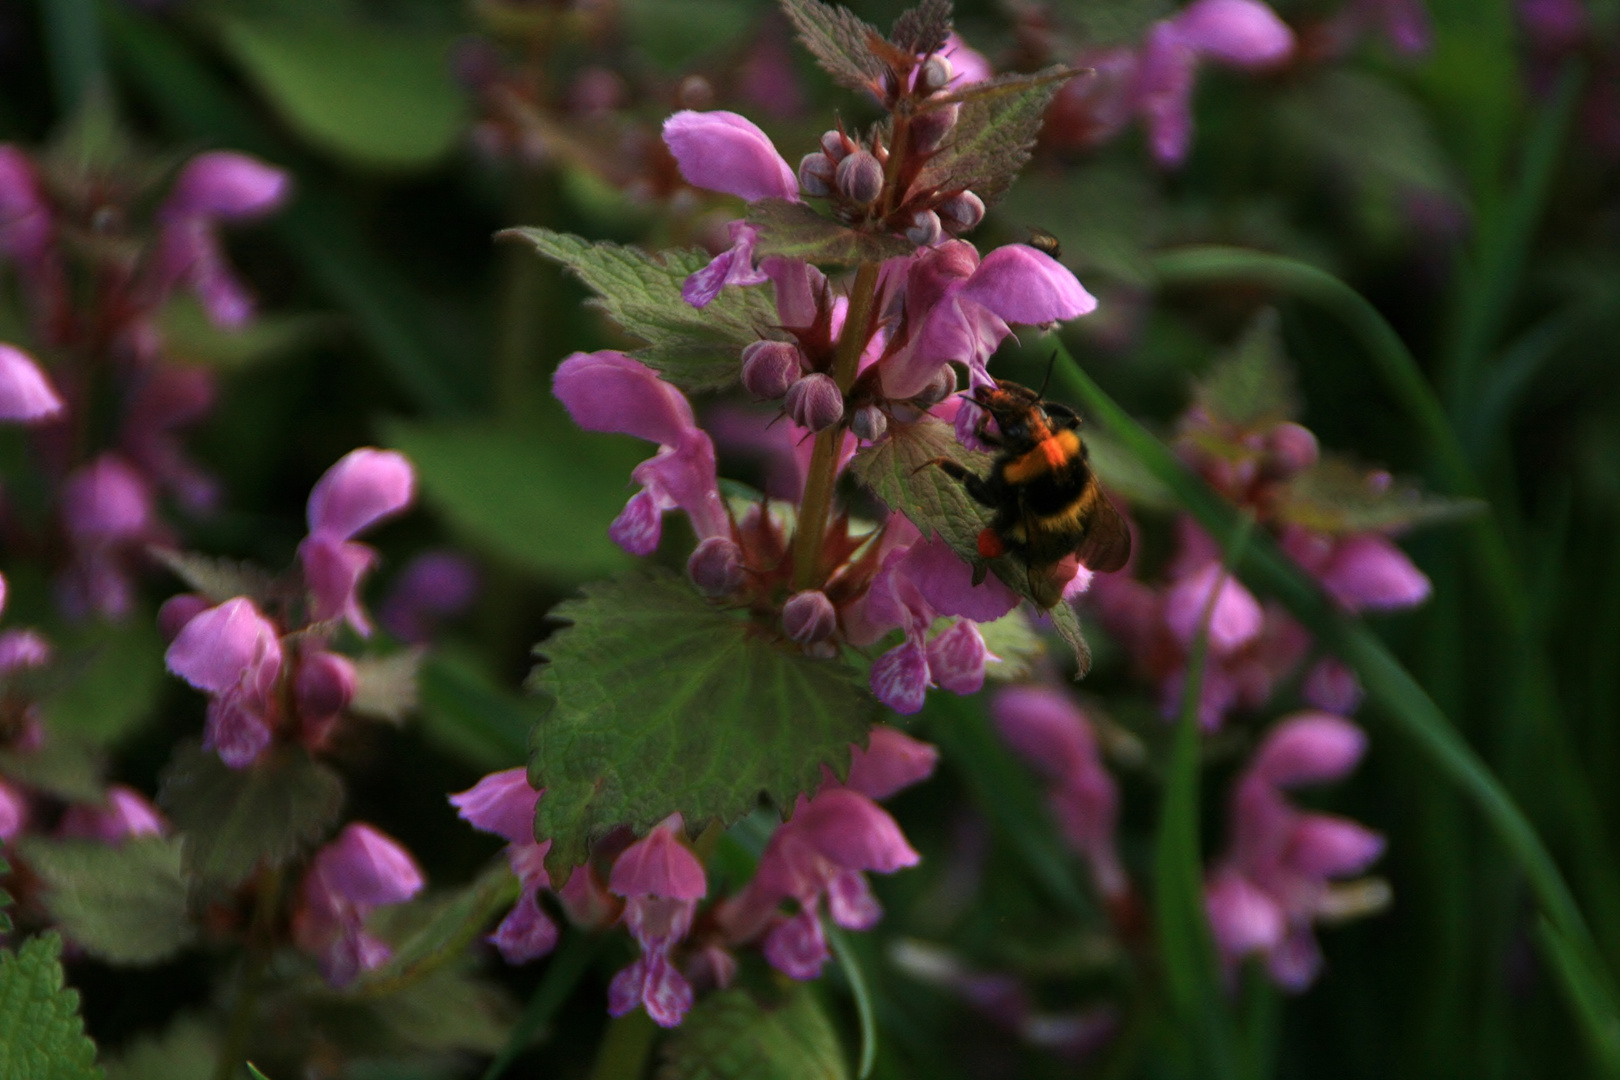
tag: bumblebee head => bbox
[971,380,1047,440]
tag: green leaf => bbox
[38,619,167,745]
[0,934,103,1080]
[149,548,280,607]
[779,0,886,94]
[917,68,1074,211]
[825,925,877,1078]
[847,416,1093,673]
[974,608,1042,682]
[0,847,13,934]
[21,837,192,967]
[527,569,876,877]
[657,984,848,1080]
[498,228,782,392]
[888,0,952,55]
[245,1066,271,1080]
[746,199,915,267]
[213,14,465,170]
[347,861,521,999]
[349,650,423,725]
[354,967,514,1054]
[1278,457,1483,534]
[157,296,335,371]
[1192,309,1296,430]
[416,652,533,770]
[104,1015,217,1080]
[158,742,344,887]
[383,416,638,582]
[0,735,102,801]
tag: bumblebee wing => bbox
[1075,487,1132,574]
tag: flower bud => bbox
[835,150,884,206]
[296,649,357,725]
[798,152,834,197]
[784,374,845,432]
[158,593,212,643]
[1265,421,1319,477]
[909,103,959,154]
[937,190,985,232]
[905,209,944,248]
[61,456,152,544]
[913,365,957,407]
[919,54,954,94]
[741,340,803,399]
[687,537,745,597]
[850,405,888,442]
[819,129,849,161]
[782,590,837,644]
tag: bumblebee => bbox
[927,379,1131,607]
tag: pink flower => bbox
[298,448,415,635]
[293,823,424,987]
[1205,713,1384,990]
[165,597,283,768]
[992,686,1125,899]
[120,365,219,515]
[58,786,166,844]
[1281,528,1430,613]
[553,352,729,555]
[0,344,63,422]
[379,551,480,643]
[607,817,707,1027]
[840,727,939,800]
[154,152,290,328]
[0,778,26,841]
[450,767,560,965]
[662,111,799,204]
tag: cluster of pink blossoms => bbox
[163,448,416,769]
[452,727,934,1027]
[0,143,289,618]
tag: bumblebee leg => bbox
[917,457,997,509]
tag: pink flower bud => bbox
[687,536,745,596]
[764,906,828,979]
[790,788,920,874]
[871,638,930,715]
[58,785,166,844]
[819,130,849,160]
[1265,421,1319,477]
[783,590,837,644]
[379,551,479,643]
[850,404,888,442]
[306,448,416,542]
[296,649,357,726]
[0,629,48,676]
[1171,0,1295,67]
[937,191,985,232]
[158,593,212,643]
[1319,535,1431,612]
[784,373,844,431]
[798,152,834,196]
[835,150,884,206]
[0,344,63,422]
[1303,658,1363,715]
[910,103,960,154]
[926,619,988,695]
[166,152,290,221]
[915,365,957,407]
[741,340,803,399]
[61,456,152,544]
[489,886,559,964]
[905,208,944,247]
[1164,561,1263,655]
[919,53,954,93]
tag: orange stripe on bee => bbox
[1002,430,1080,483]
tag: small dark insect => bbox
[923,377,1131,607]
[1026,227,1062,260]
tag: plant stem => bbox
[588,1009,659,1080]
[212,867,284,1080]
[791,260,881,590]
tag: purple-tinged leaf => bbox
[1278,458,1481,534]
[890,0,953,55]
[916,67,1076,210]
[746,199,916,266]
[1192,308,1297,429]
[780,0,889,94]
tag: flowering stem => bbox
[791,260,881,590]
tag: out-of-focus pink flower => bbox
[165,597,283,768]
[0,630,50,675]
[295,648,357,746]
[1323,0,1432,56]
[450,767,561,965]
[1281,528,1430,612]
[379,551,480,643]
[121,365,219,515]
[154,152,290,329]
[58,786,166,844]
[941,33,994,86]
[0,147,65,327]
[1163,560,1264,655]
[293,823,424,987]
[992,686,1126,899]
[0,344,63,422]
[298,448,415,636]
[1205,713,1384,990]
[840,727,939,800]
[607,817,707,1028]
[553,352,730,555]
[0,778,27,841]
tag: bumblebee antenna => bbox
[1037,351,1057,399]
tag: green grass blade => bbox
[482,930,600,1080]
[827,923,878,1079]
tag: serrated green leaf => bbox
[975,608,1042,682]
[38,619,166,746]
[499,228,781,392]
[889,0,952,55]
[104,1015,217,1080]
[746,199,916,267]
[1192,309,1296,429]
[657,984,848,1080]
[22,837,193,966]
[349,650,422,725]
[149,548,280,607]
[917,68,1073,211]
[1278,457,1483,534]
[779,0,887,94]
[213,14,465,170]
[158,296,336,371]
[527,570,876,877]
[0,934,103,1080]
[347,861,521,998]
[0,736,102,802]
[384,416,639,582]
[159,742,344,886]
[847,416,1093,673]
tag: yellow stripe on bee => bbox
[1002,430,1081,484]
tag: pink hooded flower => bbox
[0,778,26,841]
[1205,713,1384,990]
[165,597,283,768]
[0,344,63,422]
[154,152,290,328]
[607,817,707,1027]
[298,448,416,635]
[553,351,729,555]
[450,767,560,965]
[293,823,424,987]
[1281,528,1430,613]
[992,686,1125,899]
[58,786,166,844]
